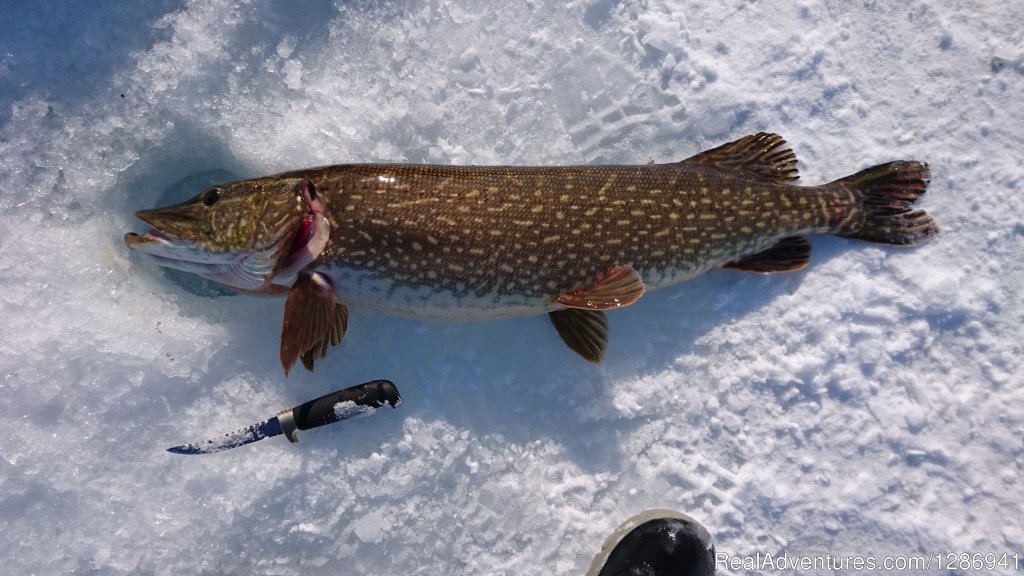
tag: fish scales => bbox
[277,163,853,304]
[126,132,936,369]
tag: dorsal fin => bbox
[682,132,800,184]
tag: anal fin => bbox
[280,271,347,376]
[549,309,608,363]
[723,236,811,273]
[557,265,646,310]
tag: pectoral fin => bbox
[299,303,349,372]
[280,271,346,376]
[557,265,646,310]
[722,236,811,273]
[549,309,608,363]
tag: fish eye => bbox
[202,188,221,206]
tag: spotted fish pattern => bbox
[127,133,937,370]
[295,164,850,299]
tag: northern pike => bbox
[124,133,937,372]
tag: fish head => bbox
[125,176,330,293]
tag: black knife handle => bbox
[290,380,401,432]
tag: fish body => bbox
[274,162,849,321]
[126,133,937,370]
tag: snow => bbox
[1,0,1022,574]
[332,400,377,421]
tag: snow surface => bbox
[1,0,1022,574]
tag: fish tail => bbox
[834,161,938,246]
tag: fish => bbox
[124,132,937,373]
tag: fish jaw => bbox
[125,179,329,293]
[124,225,291,293]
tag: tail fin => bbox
[835,161,938,246]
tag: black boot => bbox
[586,510,715,576]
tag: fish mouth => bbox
[123,225,249,282]
[124,206,203,255]
[124,206,230,264]
[126,204,201,244]
[124,228,173,250]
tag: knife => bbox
[167,379,402,454]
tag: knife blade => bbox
[167,379,402,454]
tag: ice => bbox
[1,0,1023,574]
[352,510,385,544]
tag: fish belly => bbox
[317,264,554,322]
[314,257,726,322]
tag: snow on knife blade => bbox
[167,417,283,455]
